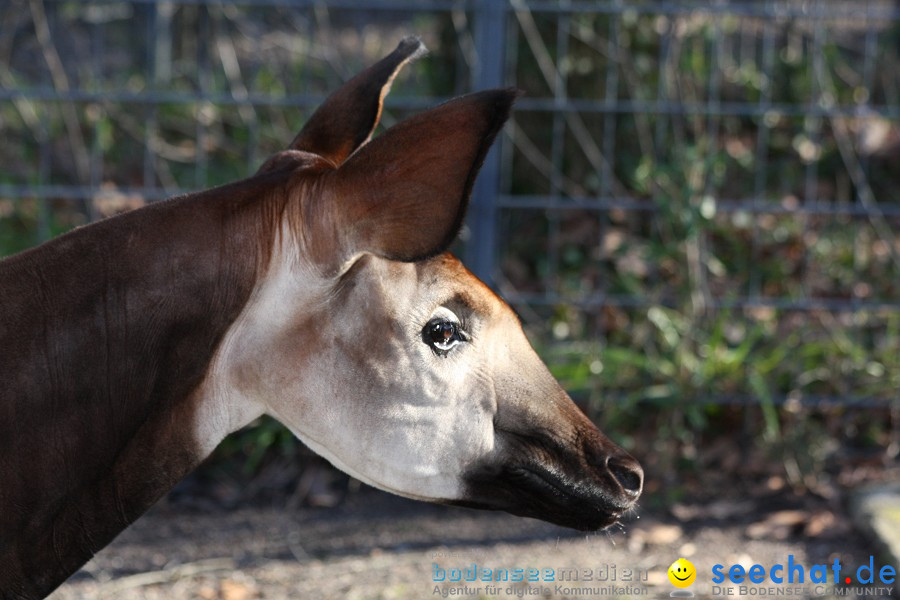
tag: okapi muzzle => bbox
[0,37,641,598]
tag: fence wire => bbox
[1,0,897,407]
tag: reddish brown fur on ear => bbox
[290,36,427,166]
[324,88,520,264]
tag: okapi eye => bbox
[423,318,467,356]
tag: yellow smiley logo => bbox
[668,558,697,588]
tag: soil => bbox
[48,479,887,600]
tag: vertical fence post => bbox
[467,0,507,286]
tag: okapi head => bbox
[0,37,640,597]
[237,36,643,527]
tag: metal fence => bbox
[1,0,898,407]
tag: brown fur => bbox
[0,175,289,597]
[289,36,426,166]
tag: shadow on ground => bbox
[50,479,891,600]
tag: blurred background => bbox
[1,0,898,598]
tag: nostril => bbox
[606,455,643,498]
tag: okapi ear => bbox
[290,36,427,166]
[326,88,518,264]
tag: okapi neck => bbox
[0,174,285,598]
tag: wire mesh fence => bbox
[1,0,897,410]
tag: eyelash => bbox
[458,315,472,334]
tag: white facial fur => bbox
[197,242,536,502]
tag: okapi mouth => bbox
[456,464,633,532]
[455,431,643,532]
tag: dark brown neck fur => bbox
[0,171,289,598]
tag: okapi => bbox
[0,37,642,598]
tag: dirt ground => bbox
[48,479,889,600]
